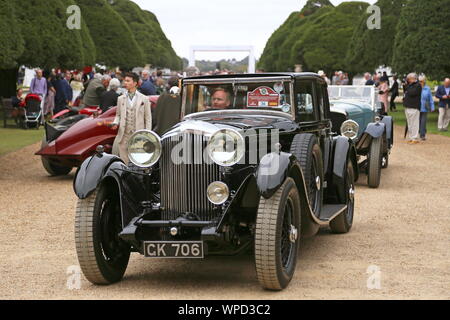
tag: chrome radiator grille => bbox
[160,133,221,221]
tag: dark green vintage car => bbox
[328,86,394,188]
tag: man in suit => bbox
[110,73,152,165]
[153,76,182,136]
[100,78,121,112]
[53,72,73,114]
[403,73,422,144]
[389,75,399,112]
[139,70,157,96]
[435,78,450,131]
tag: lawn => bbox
[0,119,44,156]
[390,104,450,138]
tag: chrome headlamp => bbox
[207,181,230,205]
[340,120,360,140]
[127,130,162,168]
[207,129,245,167]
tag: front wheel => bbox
[330,160,355,234]
[40,137,72,176]
[255,178,301,291]
[75,186,130,285]
[367,137,382,188]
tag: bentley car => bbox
[73,73,358,291]
[36,96,159,176]
[328,86,393,188]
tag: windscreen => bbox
[184,81,293,116]
[328,86,373,104]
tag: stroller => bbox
[21,93,43,129]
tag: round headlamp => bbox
[340,120,360,140]
[207,181,230,205]
[127,130,162,168]
[207,129,245,167]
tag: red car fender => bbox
[37,95,159,167]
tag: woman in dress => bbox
[378,79,390,115]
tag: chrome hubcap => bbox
[289,225,298,243]
[315,176,321,190]
[349,187,355,202]
[382,157,387,167]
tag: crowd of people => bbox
[11,66,450,160]
[316,69,450,144]
[403,75,450,143]
[16,68,181,121]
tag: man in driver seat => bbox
[209,88,231,110]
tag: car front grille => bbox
[160,133,221,221]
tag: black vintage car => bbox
[73,73,358,291]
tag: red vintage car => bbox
[36,96,159,176]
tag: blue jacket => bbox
[139,79,157,96]
[420,86,435,112]
[435,85,450,108]
[54,79,73,108]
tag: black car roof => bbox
[184,72,322,81]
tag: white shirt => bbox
[126,90,137,106]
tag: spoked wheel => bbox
[75,186,130,285]
[330,160,355,234]
[255,178,301,291]
[290,134,323,217]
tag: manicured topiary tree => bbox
[14,0,95,69]
[392,0,450,80]
[109,0,182,70]
[258,0,368,74]
[299,2,369,74]
[259,0,334,71]
[0,0,24,97]
[76,0,144,69]
[345,0,408,73]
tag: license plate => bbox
[144,241,204,259]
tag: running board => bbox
[319,204,347,222]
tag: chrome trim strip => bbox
[183,76,292,85]
[184,109,293,121]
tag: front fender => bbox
[256,152,292,199]
[333,136,351,179]
[365,122,386,139]
[73,152,123,199]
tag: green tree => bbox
[109,0,181,70]
[14,0,94,69]
[392,0,450,80]
[0,0,24,69]
[259,0,334,71]
[259,1,368,75]
[346,0,408,73]
[76,0,144,69]
[0,0,24,97]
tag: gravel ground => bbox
[0,125,449,300]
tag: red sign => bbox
[247,86,280,107]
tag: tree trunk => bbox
[0,67,19,98]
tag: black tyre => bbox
[290,134,323,217]
[367,137,382,188]
[255,178,301,291]
[330,160,355,234]
[75,186,130,285]
[40,138,72,176]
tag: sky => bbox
[132,0,377,61]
